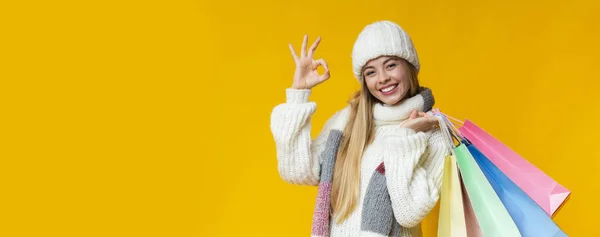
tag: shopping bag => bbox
[460,172,483,237]
[468,144,568,237]
[438,155,468,237]
[454,144,521,237]
[459,119,571,216]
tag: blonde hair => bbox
[331,58,420,224]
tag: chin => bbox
[381,99,401,105]
[378,92,405,106]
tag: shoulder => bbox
[323,105,351,132]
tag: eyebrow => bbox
[363,58,398,72]
[383,58,397,65]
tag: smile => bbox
[380,84,398,94]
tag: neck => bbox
[373,87,435,125]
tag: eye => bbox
[364,70,375,77]
[387,63,397,69]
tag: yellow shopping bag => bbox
[438,155,467,237]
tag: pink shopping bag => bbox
[460,171,483,237]
[458,119,571,217]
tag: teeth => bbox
[381,84,397,93]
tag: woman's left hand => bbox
[399,110,439,133]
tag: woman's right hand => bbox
[289,35,330,90]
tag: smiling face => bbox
[362,56,418,105]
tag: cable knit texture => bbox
[270,88,446,237]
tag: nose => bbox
[377,71,391,84]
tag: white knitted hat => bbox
[351,20,420,81]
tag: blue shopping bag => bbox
[467,143,568,237]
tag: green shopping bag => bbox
[454,143,521,237]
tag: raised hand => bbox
[289,35,331,90]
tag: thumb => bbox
[410,110,418,119]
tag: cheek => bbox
[365,79,378,93]
[390,68,409,84]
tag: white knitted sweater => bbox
[270,88,446,237]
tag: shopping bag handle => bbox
[432,108,470,146]
[433,109,459,156]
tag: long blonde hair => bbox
[331,58,420,224]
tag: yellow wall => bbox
[2,0,599,236]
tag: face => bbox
[362,56,411,105]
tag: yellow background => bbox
[2,0,599,236]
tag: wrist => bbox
[291,83,310,90]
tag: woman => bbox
[270,20,447,237]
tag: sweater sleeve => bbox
[269,88,344,186]
[382,127,447,228]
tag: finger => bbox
[319,70,331,82]
[399,120,407,128]
[315,58,329,71]
[422,119,437,131]
[416,117,436,127]
[307,36,321,58]
[301,35,308,58]
[314,59,331,82]
[289,44,299,62]
[430,117,440,126]
[410,110,418,119]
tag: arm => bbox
[271,34,334,186]
[382,127,446,228]
[270,88,346,186]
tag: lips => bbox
[380,84,398,94]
